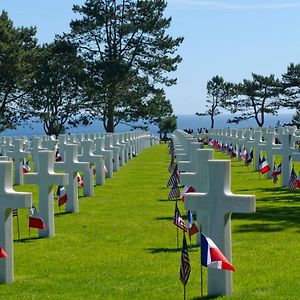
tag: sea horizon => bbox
[0,113,295,138]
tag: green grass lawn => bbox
[1,144,300,299]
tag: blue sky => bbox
[1,0,300,115]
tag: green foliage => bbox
[25,39,88,137]
[0,11,37,132]
[66,0,182,132]
[158,114,177,139]
[2,144,300,299]
[227,73,281,127]
[197,75,235,128]
[281,63,300,108]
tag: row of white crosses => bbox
[173,130,256,297]
[0,131,158,284]
[208,126,300,187]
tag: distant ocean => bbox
[0,113,294,138]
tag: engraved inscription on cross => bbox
[7,139,30,185]
[54,144,89,213]
[185,160,255,297]
[0,161,32,283]
[24,151,68,238]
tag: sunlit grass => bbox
[0,144,299,299]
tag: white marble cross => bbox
[113,134,125,167]
[7,139,31,185]
[184,160,255,297]
[78,140,105,197]
[177,142,203,172]
[24,151,68,237]
[29,136,47,171]
[0,161,32,283]
[54,144,89,213]
[95,137,113,178]
[180,149,213,244]
[105,134,120,172]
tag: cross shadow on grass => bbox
[54,211,72,217]
[147,245,199,254]
[14,236,44,243]
[233,205,300,232]
[191,296,219,300]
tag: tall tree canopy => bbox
[281,63,300,108]
[0,11,37,132]
[25,39,88,137]
[197,75,234,129]
[66,0,182,132]
[227,73,281,127]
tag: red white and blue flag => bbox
[29,206,46,230]
[22,160,30,173]
[179,233,191,286]
[181,185,195,203]
[55,149,62,162]
[187,210,199,238]
[259,157,271,174]
[272,163,281,184]
[56,185,68,206]
[173,202,187,231]
[201,233,235,272]
[296,171,300,188]
[289,167,297,191]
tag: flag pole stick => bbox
[183,284,186,300]
[28,226,30,240]
[200,225,203,300]
[16,215,20,240]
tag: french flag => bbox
[181,185,195,203]
[55,149,62,162]
[22,160,30,173]
[29,206,46,230]
[201,233,235,272]
[187,210,199,238]
[259,157,271,174]
[56,185,68,206]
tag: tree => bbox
[0,11,37,132]
[281,63,300,108]
[158,114,176,140]
[66,0,183,132]
[25,39,88,137]
[196,75,235,129]
[227,73,281,127]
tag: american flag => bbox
[167,167,180,187]
[168,181,181,200]
[173,202,187,231]
[289,167,297,191]
[179,233,191,286]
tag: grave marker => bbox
[185,160,255,296]
[24,151,68,237]
[54,144,89,213]
[0,161,32,283]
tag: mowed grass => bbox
[0,143,299,299]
